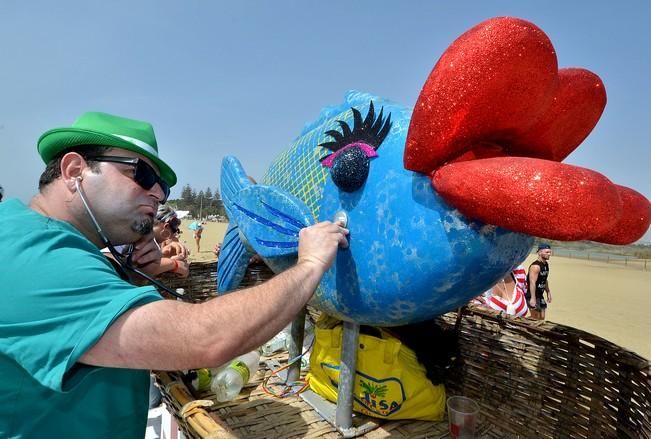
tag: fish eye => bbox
[319,101,392,192]
[331,146,371,192]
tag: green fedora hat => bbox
[37,111,177,186]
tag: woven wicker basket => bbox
[154,261,651,438]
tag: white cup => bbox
[447,395,479,439]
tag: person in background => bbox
[162,229,189,260]
[151,205,189,278]
[527,243,552,320]
[193,221,205,253]
[0,184,4,202]
[512,264,527,294]
[0,111,348,438]
[484,270,528,317]
[101,205,189,282]
[160,219,189,259]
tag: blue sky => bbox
[1,1,649,240]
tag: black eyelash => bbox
[319,101,392,160]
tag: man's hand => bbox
[162,241,188,260]
[546,291,552,303]
[529,298,537,308]
[297,221,349,273]
[130,234,162,273]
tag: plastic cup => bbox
[447,395,479,439]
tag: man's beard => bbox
[132,217,154,235]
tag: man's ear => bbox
[60,152,86,192]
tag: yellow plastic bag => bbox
[307,321,446,421]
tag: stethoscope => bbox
[75,177,191,302]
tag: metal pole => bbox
[335,321,360,429]
[287,308,306,384]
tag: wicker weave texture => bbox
[154,261,650,438]
[157,355,509,439]
[442,308,651,439]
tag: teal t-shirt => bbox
[0,199,163,438]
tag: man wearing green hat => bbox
[0,112,349,437]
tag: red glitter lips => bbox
[404,16,649,244]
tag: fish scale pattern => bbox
[262,110,354,220]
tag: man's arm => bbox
[80,221,348,371]
[545,280,552,303]
[149,257,190,278]
[528,265,539,308]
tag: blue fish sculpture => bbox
[218,17,650,326]
[220,92,533,326]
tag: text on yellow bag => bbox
[307,323,446,421]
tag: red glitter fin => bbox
[432,157,650,244]
[404,17,605,172]
[510,68,606,162]
[591,185,651,245]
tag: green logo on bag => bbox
[360,381,387,399]
[358,378,402,416]
[321,364,406,418]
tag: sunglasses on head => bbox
[86,156,170,202]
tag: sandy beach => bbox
[184,221,651,360]
[522,254,651,359]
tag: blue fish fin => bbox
[218,156,315,290]
[220,156,254,218]
[217,222,254,293]
[231,184,314,259]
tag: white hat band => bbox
[112,134,158,157]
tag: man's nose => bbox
[151,182,166,202]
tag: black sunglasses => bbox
[167,218,181,234]
[86,156,170,202]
